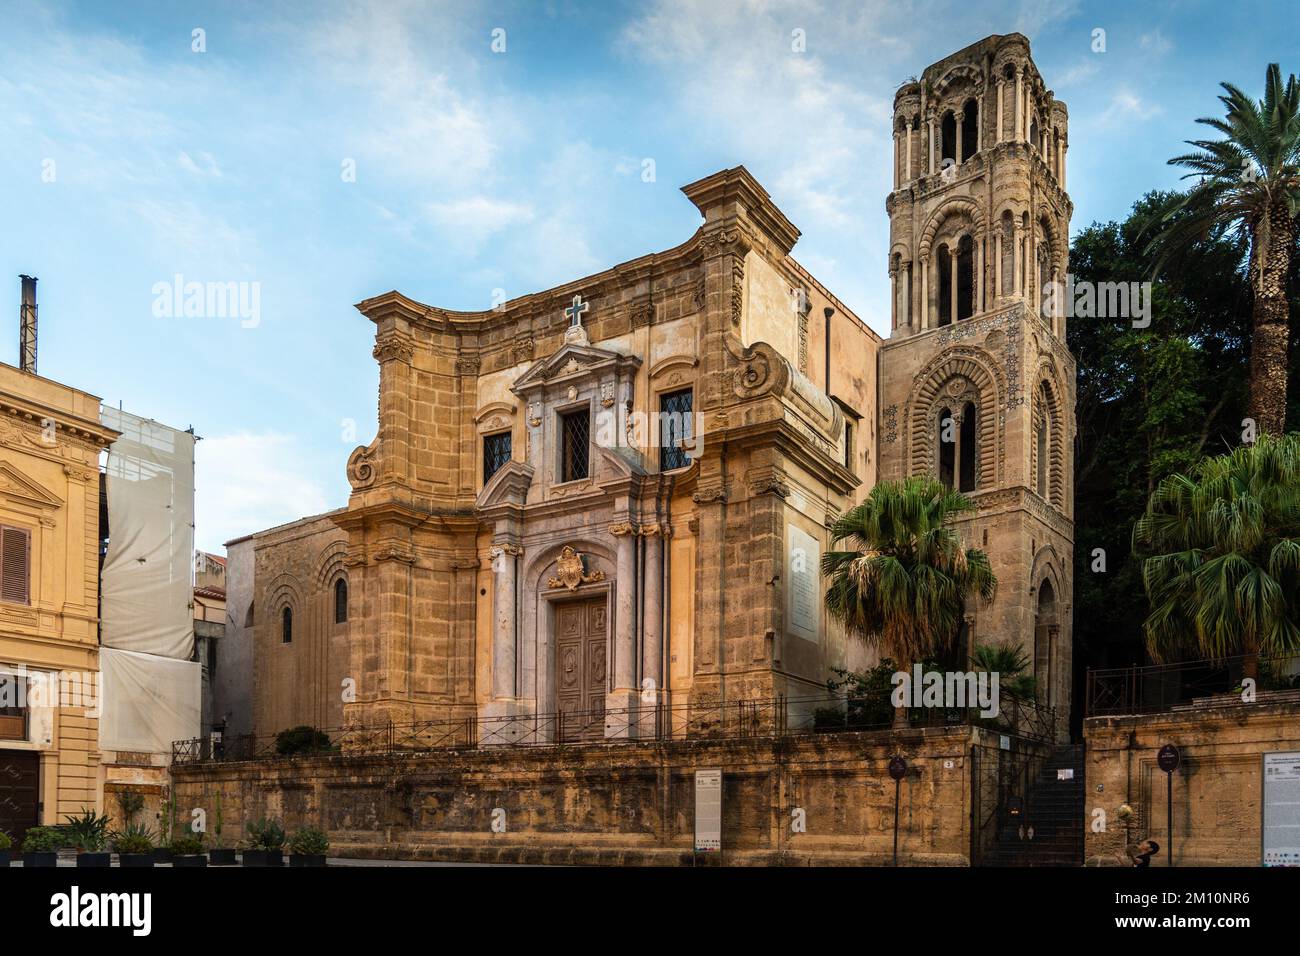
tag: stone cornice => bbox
[0,395,118,449]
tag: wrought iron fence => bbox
[1085,650,1300,717]
[173,690,1059,766]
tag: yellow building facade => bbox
[0,362,118,841]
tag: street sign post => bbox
[1157,744,1179,866]
[888,755,907,867]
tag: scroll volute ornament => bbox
[347,442,378,490]
[547,545,606,591]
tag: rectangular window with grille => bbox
[659,388,693,471]
[559,408,590,482]
[0,525,30,605]
[482,431,512,484]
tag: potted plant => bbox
[242,818,285,867]
[66,809,112,868]
[154,792,177,863]
[112,823,156,868]
[288,827,329,867]
[0,830,11,868]
[209,794,237,866]
[115,790,145,826]
[21,827,64,867]
[170,833,207,867]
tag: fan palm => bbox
[822,476,997,724]
[1133,432,1300,667]
[1148,63,1300,436]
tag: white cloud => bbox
[1099,90,1161,124]
[195,432,332,552]
[178,150,222,178]
[1140,29,1173,55]
[425,197,535,250]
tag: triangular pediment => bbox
[512,342,640,393]
[0,460,64,510]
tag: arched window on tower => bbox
[1036,407,1049,498]
[1034,578,1057,707]
[937,401,979,492]
[1030,118,1039,152]
[334,577,348,624]
[957,234,974,321]
[959,401,978,492]
[937,406,955,487]
[937,243,953,327]
[281,606,293,645]
[961,99,978,161]
[941,110,956,165]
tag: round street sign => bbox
[888,756,907,780]
[1157,744,1180,774]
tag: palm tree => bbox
[1133,432,1300,670]
[1149,63,1300,436]
[971,641,1037,702]
[822,477,996,724]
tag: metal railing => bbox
[1085,650,1300,717]
[173,691,1059,766]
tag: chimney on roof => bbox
[19,275,37,374]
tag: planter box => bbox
[119,854,154,868]
[289,854,327,868]
[209,848,237,866]
[23,852,58,868]
[152,848,172,864]
[0,849,9,867]
[172,854,207,868]
[76,852,112,868]
[242,849,283,867]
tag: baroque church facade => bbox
[234,34,1075,743]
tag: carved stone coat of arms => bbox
[547,545,606,590]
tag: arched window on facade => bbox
[937,401,978,492]
[1030,118,1039,152]
[941,110,957,165]
[281,606,293,644]
[334,577,348,624]
[961,99,978,162]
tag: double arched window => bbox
[937,401,979,492]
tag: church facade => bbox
[237,34,1075,744]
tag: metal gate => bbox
[971,740,1083,866]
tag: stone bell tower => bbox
[878,34,1076,734]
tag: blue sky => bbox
[0,0,1293,552]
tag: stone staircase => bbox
[981,745,1084,867]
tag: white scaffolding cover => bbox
[100,407,195,661]
[99,648,200,753]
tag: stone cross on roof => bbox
[563,294,590,345]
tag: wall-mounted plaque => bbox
[694,768,722,852]
[786,525,820,643]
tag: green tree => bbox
[1071,191,1255,680]
[1133,433,1300,666]
[821,477,996,724]
[1149,63,1300,435]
